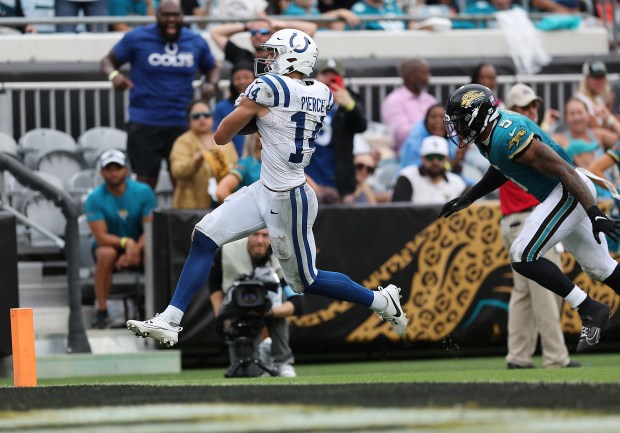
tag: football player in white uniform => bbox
[127,29,408,347]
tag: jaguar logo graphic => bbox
[460,91,485,108]
[508,129,526,150]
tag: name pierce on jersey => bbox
[300,96,327,115]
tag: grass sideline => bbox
[2,353,620,387]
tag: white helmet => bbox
[255,29,318,77]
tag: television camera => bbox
[218,266,281,378]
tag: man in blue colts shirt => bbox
[100,0,220,190]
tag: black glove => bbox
[586,205,620,244]
[439,194,473,218]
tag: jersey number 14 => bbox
[289,112,323,163]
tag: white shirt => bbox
[399,166,466,205]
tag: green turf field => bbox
[2,354,620,432]
[2,353,620,387]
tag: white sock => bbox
[370,291,388,311]
[159,305,184,325]
[565,286,587,309]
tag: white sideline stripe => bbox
[2,404,620,432]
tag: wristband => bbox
[343,100,355,112]
[120,237,128,249]
[108,70,120,81]
[606,116,618,128]
[586,205,606,223]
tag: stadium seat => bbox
[21,172,67,248]
[77,127,127,168]
[36,148,86,189]
[0,131,20,159]
[18,128,79,170]
[68,169,103,212]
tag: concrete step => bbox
[36,328,158,356]
[1,350,181,379]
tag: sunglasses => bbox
[424,154,446,161]
[355,163,376,174]
[250,29,271,36]
[190,112,212,120]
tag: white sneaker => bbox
[277,363,297,378]
[126,315,183,347]
[374,284,409,337]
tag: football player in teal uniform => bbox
[440,84,620,353]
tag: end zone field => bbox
[2,353,620,432]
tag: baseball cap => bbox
[505,83,543,109]
[583,60,607,78]
[566,140,599,158]
[99,148,126,168]
[420,135,449,157]
[317,58,345,76]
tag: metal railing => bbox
[0,154,91,354]
[2,73,619,140]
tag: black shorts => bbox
[126,122,187,177]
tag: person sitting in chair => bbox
[85,149,157,328]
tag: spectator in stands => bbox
[216,0,268,20]
[181,0,211,29]
[213,61,255,156]
[108,0,155,32]
[462,0,519,28]
[100,0,219,190]
[553,98,619,151]
[209,18,317,75]
[85,149,157,329]
[529,0,579,13]
[209,228,304,377]
[392,136,466,204]
[216,133,262,202]
[399,104,458,170]
[381,58,438,152]
[567,139,603,171]
[351,0,412,30]
[306,58,367,204]
[281,0,360,30]
[505,83,562,134]
[170,100,238,210]
[318,0,357,13]
[352,153,378,203]
[55,0,108,33]
[574,60,618,131]
[0,0,36,33]
[470,63,504,108]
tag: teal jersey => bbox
[477,110,573,202]
[85,179,157,248]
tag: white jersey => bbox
[239,74,333,191]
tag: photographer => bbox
[209,228,304,377]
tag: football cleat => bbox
[126,315,183,348]
[577,300,611,353]
[374,284,409,337]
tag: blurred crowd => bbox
[1,0,618,34]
